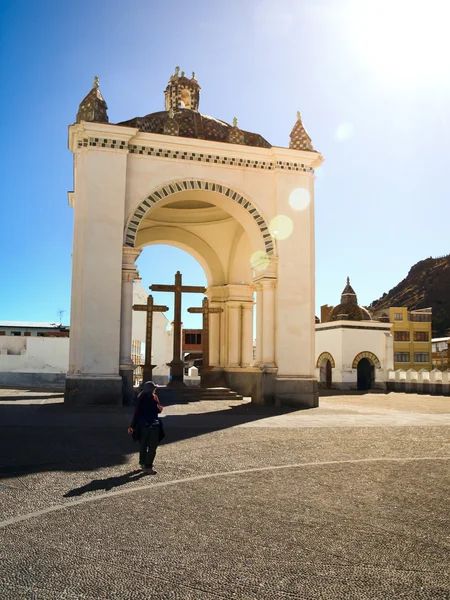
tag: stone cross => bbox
[151,271,205,386]
[188,297,223,371]
[132,295,168,384]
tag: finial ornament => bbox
[297,110,301,121]
[233,116,238,127]
[192,71,196,79]
[347,276,350,285]
[181,70,185,77]
[175,66,180,76]
[93,76,99,89]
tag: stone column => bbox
[241,302,254,367]
[119,247,141,387]
[255,283,263,365]
[209,303,221,367]
[227,302,241,367]
[261,279,276,367]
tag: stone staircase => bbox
[157,386,244,403]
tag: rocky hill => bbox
[370,255,450,336]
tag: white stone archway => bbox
[66,75,323,407]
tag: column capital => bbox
[259,278,277,290]
[242,301,254,311]
[122,246,142,263]
[122,270,137,283]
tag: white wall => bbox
[0,337,69,373]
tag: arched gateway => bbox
[66,69,324,408]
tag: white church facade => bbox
[65,69,323,407]
[315,279,393,390]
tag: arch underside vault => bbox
[125,179,275,256]
[127,179,276,288]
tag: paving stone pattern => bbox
[0,391,449,599]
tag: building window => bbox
[411,313,430,322]
[414,352,430,362]
[394,331,410,341]
[185,333,202,345]
[394,312,403,321]
[0,331,5,336]
[11,331,21,336]
[414,331,429,342]
[394,352,410,362]
[37,332,45,337]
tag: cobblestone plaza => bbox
[1,391,449,599]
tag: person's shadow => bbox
[63,469,148,497]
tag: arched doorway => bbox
[319,359,332,388]
[357,358,374,390]
[317,352,335,389]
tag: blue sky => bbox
[0,0,448,329]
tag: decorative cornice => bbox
[128,143,315,173]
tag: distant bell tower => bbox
[164,67,200,113]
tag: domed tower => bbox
[164,67,201,112]
[76,76,108,124]
[326,277,372,322]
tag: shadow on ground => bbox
[0,396,298,481]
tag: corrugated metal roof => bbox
[0,321,69,329]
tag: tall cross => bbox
[132,295,168,384]
[150,271,205,386]
[188,297,223,372]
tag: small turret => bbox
[227,116,245,144]
[164,66,201,112]
[76,76,109,124]
[289,111,313,151]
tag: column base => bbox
[167,360,186,387]
[275,376,318,409]
[64,375,122,406]
[119,366,136,406]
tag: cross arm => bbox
[132,304,147,311]
[150,284,174,292]
[153,305,169,312]
[181,285,206,293]
[187,307,204,314]
[132,304,168,312]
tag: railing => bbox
[387,368,449,395]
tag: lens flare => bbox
[289,188,310,211]
[250,250,270,271]
[269,215,293,240]
[335,122,354,142]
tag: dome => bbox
[117,109,271,149]
[116,68,271,149]
[326,277,372,322]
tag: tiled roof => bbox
[118,110,272,149]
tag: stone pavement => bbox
[0,390,449,599]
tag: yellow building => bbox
[386,307,432,371]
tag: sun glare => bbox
[345,0,450,88]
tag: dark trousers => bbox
[139,423,160,467]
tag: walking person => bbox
[128,381,163,474]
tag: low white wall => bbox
[0,337,69,373]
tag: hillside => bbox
[370,255,450,336]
